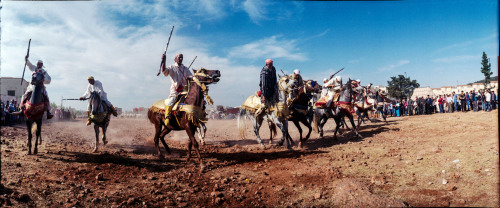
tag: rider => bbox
[16,55,54,119]
[80,77,118,126]
[285,69,304,101]
[255,59,278,116]
[324,75,342,108]
[161,53,193,125]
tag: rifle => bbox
[329,67,344,80]
[187,56,197,70]
[21,39,31,85]
[157,26,174,76]
[62,98,87,101]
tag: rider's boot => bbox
[254,104,266,117]
[86,111,92,126]
[12,105,25,116]
[164,105,173,126]
[46,110,54,119]
[110,105,118,117]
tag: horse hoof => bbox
[103,140,108,145]
[93,149,98,153]
[287,146,294,151]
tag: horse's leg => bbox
[197,123,207,145]
[292,119,303,148]
[38,119,42,145]
[159,128,172,155]
[348,114,363,139]
[102,119,109,145]
[319,114,328,137]
[26,120,32,155]
[267,118,273,145]
[332,115,342,140]
[93,125,100,153]
[34,119,42,154]
[272,115,292,150]
[251,115,265,147]
[154,119,164,159]
[301,116,312,142]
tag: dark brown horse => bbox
[147,68,220,168]
[23,71,47,155]
[285,83,314,148]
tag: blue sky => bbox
[1,0,498,110]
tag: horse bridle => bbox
[191,70,214,105]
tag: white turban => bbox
[37,60,43,64]
[293,69,300,74]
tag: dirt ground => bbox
[1,110,499,207]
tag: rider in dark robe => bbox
[256,59,278,116]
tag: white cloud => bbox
[377,60,410,72]
[0,1,268,110]
[242,0,268,24]
[228,35,307,61]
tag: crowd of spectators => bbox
[374,89,497,118]
[1,99,75,126]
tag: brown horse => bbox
[23,71,47,155]
[147,68,220,168]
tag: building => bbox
[411,81,498,99]
[0,77,29,103]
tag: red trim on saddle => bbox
[24,100,46,120]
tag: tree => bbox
[50,102,58,110]
[480,51,493,89]
[387,75,420,101]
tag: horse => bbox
[22,71,47,155]
[313,79,363,140]
[353,85,376,127]
[147,68,221,168]
[237,76,293,150]
[88,91,111,153]
[284,80,315,148]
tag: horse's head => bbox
[193,68,221,84]
[89,91,103,114]
[30,71,45,86]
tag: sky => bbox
[1,0,498,111]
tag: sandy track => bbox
[1,110,498,207]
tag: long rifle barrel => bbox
[157,26,175,76]
[329,67,344,80]
[21,39,31,85]
[187,56,197,70]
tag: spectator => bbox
[485,89,492,111]
[452,91,458,112]
[466,92,470,111]
[492,91,497,110]
[471,90,478,112]
[438,95,444,113]
[459,91,466,112]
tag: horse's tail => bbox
[312,108,319,133]
[270,120,277,139]
[31,123,38,135]
[147,107,158,124]
[237,108,248,139]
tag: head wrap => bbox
[293,69,300,74]
[87,76,94,80]
[37,60,43,64]
[174,53,183,63]
[265,59,273,65]
[323,78,328,82]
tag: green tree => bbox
[480,51,493,89]
[50,102,58,110]
[387,75,420,101]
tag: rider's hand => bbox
[25,55,29,61]
[161,54,166,61]
[261,96,266,103]
[79,97,85,100]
